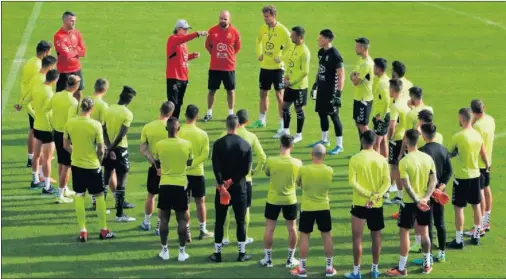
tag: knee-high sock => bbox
[95,195,107,229]
[75,196,86,230]
[245,207,250,237]
[223,207,230,240]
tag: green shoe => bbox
[247,120,265,129]
[412,256,441,265]
[409,243,422,253]
[412,257,424,265]
[29,181,44,190]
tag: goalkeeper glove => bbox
[311,83,317,100]
[330,96,342,108]
[432,189,450,205]
[216,185,231,205]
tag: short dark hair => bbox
[66,75,81,89]
[360,130,376,146]
[36,40,52,55]
[226,114,239,130]
[185,104,199,120]
[236,109,248,125]
[392,60,406,77]
[459,107,472,122]
[470,99,484,114]
[319,29,334,41]
[262,5,277,17]
[46,69,59,83]
[418,109,433,123]
[421,123,437,140]
[41,55,57,68]
[62,11,75,20]
[280,134,294,149]
[389,78,403,93]
[160,101,175,116]
[80,97,94,113]
[292,26,305,38]
[166,117,179,137]
[405,129,420,147]
[119,86,136,103]
[373,58,387,71]
[409,86,423,100]
[94,78,108,92]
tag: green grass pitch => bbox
[2,2,506,278]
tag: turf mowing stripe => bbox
[420,2,506,31]
[1,2,43,114]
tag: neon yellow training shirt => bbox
[104,104,133,148]
[371,73,390,119]
[297,163,333,211]
[24,83,54,132]
[265,155,302,205]
[256,22,291,70]
[64,116,104,169]
[48,90,78,133]
[154,137,193,187]
[179,123,209,177]
[352,55,374,101]
[399,150,436,203]
[283,42,310,89]
[473,114,495,168]
[140,119,168,161]
[449,128,484,179]
[19,56,41,117]
[389,98,410,141]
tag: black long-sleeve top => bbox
[212,134,252,186]
[419,142,453,187]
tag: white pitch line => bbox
[1,2,43,114]
[419,2,506,31]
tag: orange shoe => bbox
[392,212,400,219]
[39,176,57,183]
[290,266,307,278]
[386,266,407,277]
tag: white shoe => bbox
[277,127,284,134]
[293,134,303,143]
[55,196,73,204]
[222,238,230,245]
[64,189,76,197]
[246,237,254,244]
[273,130,287,139]
[115,215,136,222]
[260,258,273,267]
[286,258,299,268]
[159,248,169,260]
[178,252,190,262]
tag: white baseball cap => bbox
[174,19,191,30]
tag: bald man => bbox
[203,11,242,122]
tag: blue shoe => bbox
[140,222,151,231]
[307,140,330,148]
[370,271,380,279]
[154,229,160,236]
[412,257,424,265]
[344,271,361,279]
[328,146,343,155]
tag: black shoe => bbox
[41,186,56,195]
[29,181,44,190]
[26,159,32,167]
[237,252,252,262]
[446,239,464,249]
[209,252,222,262]
[122,201,136,209]
[471,237,480,246]
[202,114,212,122]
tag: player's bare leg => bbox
[483,186,492,231]
[27,128,34,167]
[275,89,284,132]
[141,192,156,231]
[322,231,336,276]
[419,224,432,273]
[260,218,276,267]
[290,232,309,276]
[196,197,213,239]
[345,216,366,278]
[176,211,190,261]
[158,209,171,260]
[227,90,235,115]
[185,208,192,243]
[447,206,465,249]
[371,230,382,276]
[274,101,292,139]
[260,89,269,125]
[286,219,299,267]
[29,139,43,189]
[470,204,482,245]
[204,90,216,121]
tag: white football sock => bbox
[259,113,266,123]
[353,265,360,275]
[207,109,213,116]
[264,248,272,261]
[32,171,40,183]
[238,242,246,253]
[299,258,307,271]
[336,136,343,147]
[287,248,295,261]
[456,230,463,243]
[215,243,222,253]
[322,131,329,142]
[326,256,333,269]
[371,264,378,272]
[399,255,408,271]
[144,214,151,224]
[228,109,234,115]
[28,154,34,160]
[199,222,206,232]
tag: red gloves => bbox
[432,189,450,205]
[216,179,233,206]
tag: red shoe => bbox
[386,266,407,277]
[392,212,400,219]
[78,231,87,242]
[423,264,433,274]
[99,229,116,240]
[290,266,307,278]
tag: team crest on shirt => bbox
[325,55,329,61]
[265,43,274,50]
[227,33,232,38]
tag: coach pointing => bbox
[166,19,208,119]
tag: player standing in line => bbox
[139,101,175,234]
[203,10,241,121]
[209,115,252,263]
[386,129,437,276]
[178,105,214,241]
[260,135,301,268]
[248,5,291,131]
[446,108,490,249]
[15,40,52,168]
[350,37,374,145]
[345,130,391,279]
[416,109,443,146]
[386,79,410,207]
[47,75,80,198]
[411,123,452,265]
[371,58,390,158]
[290,144,336,278]
[222,109,266,245]
[272,26,310,143]
[464,100,495,237]
[391,61,413,106]
[166,19,208,119]
[153,117,193,262]
[22,68,58,194]
[54,11,86,95]
[103,86,137,222]
[63,97,115,242]
[308,29,345,155]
